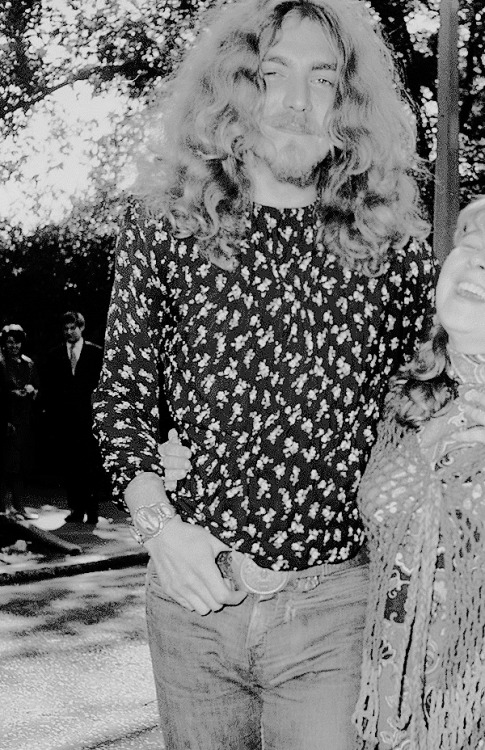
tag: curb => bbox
[0,549,149,586]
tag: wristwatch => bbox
[131,501,177,545]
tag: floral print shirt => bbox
[93,201,436,570]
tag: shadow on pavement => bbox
[1,567,164,750]
[0,479,147,585]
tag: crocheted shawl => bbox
[354,350,485,749]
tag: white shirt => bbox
[66,338,83,373]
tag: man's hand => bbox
[145,516,247,615]
[158,429,193,491]
[124,471,246,616]
[453,390,485,444]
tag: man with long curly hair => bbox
[93,0,436,747]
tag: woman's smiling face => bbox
[436,227,485,353]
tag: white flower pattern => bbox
[93,201,436,570]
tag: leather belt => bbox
[216,548,368,596]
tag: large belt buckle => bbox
[240,556,289,595]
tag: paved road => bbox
[0,566,165,750]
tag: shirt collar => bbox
[67,338,84,355]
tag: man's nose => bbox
[283,76,311,112]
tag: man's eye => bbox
[262,67,284,78]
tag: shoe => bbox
[19,509,39,521]
[5,508,38,521]
[85,515,99,526]
[64,512,85,523]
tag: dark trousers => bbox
[55,418,102,519]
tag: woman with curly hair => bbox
[354,196,485,749]
[94,1,436,747]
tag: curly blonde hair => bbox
[389,195,485,427]
[135,0,429,274]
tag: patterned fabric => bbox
[448,348,485,387]
[93,200,436,570]
[354,359,485,749]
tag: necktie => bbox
[69,344,77,374]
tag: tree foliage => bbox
[0,0,208,125]
[0,0,484,348]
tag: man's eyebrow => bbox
[262,54,337,71]
[312,62,337,72]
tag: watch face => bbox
[135,504,174,534]
[136,506,162,534]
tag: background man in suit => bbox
[44,311,103,524]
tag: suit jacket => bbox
[44,340,103,431]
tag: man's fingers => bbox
[166,579,246,614]
[158,432,192,492]
[160,466,191,491]
[174,581,227,615]
[164,469,191,481]
[225,588,248,606]
[152,558,242,615]
[186,563,247,614]
[158,444,192,465]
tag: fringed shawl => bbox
[353,350,485,749]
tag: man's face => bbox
[436,228,485,353]
[63,322,83,344]
[254,14,338,187]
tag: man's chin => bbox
[273,166,319,188]
[254,134,327,186]
[264,148,320,186]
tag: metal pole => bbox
[433,0,460,263]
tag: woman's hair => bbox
[387,317,456,428]
[389,195,485,427]
[134,0,429,274]
[454,194,485,245]
[1,324,26,347]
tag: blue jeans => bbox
[145,557,368,750]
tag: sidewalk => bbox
[0,482,148,586]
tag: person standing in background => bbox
[44,311,103,524]
[0,324,40,520]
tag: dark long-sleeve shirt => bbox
[93,201,436,570]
